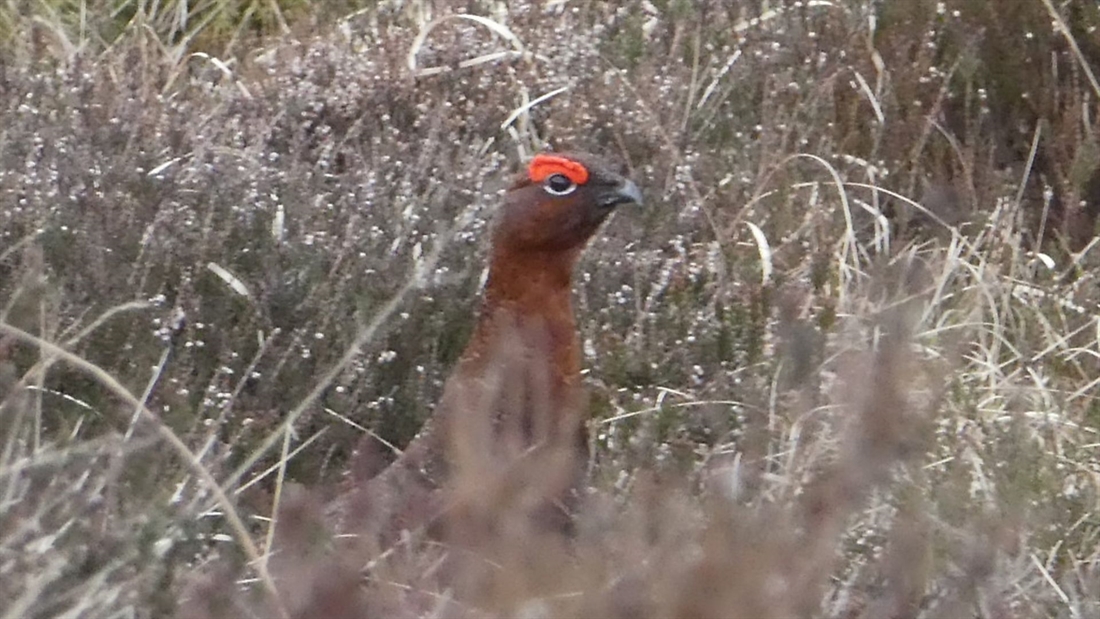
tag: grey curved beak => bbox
[600,179,643,208]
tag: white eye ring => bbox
[542,173,577,196]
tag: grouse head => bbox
[493,153,643,255]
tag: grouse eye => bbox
[543,173,577,196]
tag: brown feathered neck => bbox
[483,244,581,309]
[465,244,583,382]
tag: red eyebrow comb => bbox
[527,155,590,185]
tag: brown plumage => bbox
[330,152,642,549]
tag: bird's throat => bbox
[483,247,578,310]
[471,247,583,381]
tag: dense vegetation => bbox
[2,1,1099,616]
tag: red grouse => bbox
[332,152,643,547]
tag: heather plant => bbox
[2,1,1099,617]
